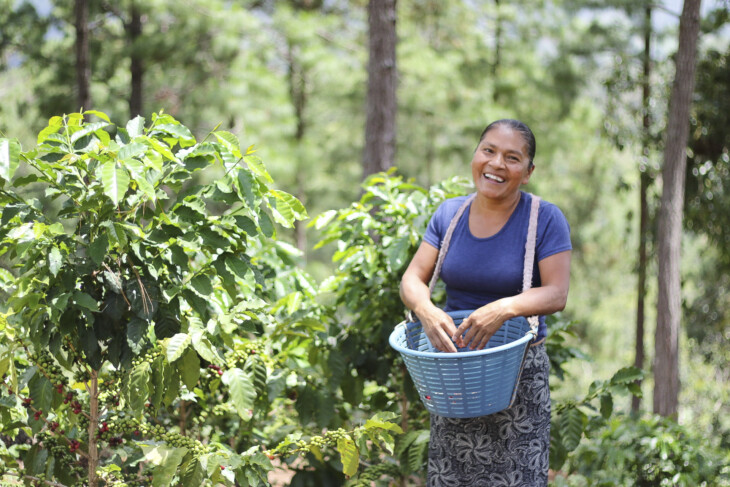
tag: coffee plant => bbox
[0,112,401,486]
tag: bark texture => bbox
[74,0,91,111]
[633,5,652,414]
[128,4,143,117]
[362,0,397,179]
[653,0,702,418]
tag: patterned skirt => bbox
[427,343,551,487]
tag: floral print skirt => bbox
[427,343,551,487]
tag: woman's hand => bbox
[453,300,510,350]
[415,305,458,353]
[400,242,459,353]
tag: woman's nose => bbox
[488,153,504,167]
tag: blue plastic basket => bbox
[389,310,535,418]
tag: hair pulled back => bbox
[478,119,536,168]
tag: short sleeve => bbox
[535,202,572,262]
[423,197,466,250]
[423,203,446,249]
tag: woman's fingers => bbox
[424,315,457,353]
[453,316,498,350]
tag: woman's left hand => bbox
[452,301,510,350]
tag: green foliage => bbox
[550,357,644,472]
[555,415,730,486]
[311,170,471,385]
[0,111,403,486]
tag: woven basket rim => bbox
[389,318,535,359]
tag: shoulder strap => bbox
[523,194,541,332]
[427,193,476,294]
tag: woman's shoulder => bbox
[427,195,472,232]
[527,192,567,219]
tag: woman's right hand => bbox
[415,304,458,353]
[400,242,457,352]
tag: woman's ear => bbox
[522,164,535,184]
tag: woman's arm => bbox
[400,242,459,353]
[453,250,572,349]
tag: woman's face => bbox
[471,125,534,202]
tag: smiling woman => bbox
[399,119,572,486]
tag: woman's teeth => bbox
[483,173,504,183]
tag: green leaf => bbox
[166,333,191,363]
[126,362,150,416]
[610,366,643,385]
[125,159,156,201]
[559,407,585,452]
[139,444,188,487]
[222,368,255,421]
[364,414,404,434]
[258,211,274,238]
[178,348,200,391]
[88,233,109,266]
[155,123,194,141]
[213,131,242,156]
[126,318,148,354]
[127,116,145,138]
[189,319,223,366]
[101,161,131,206]
[190,274,214,297]
[386,235,410,272]
[72,291,99,311]
[83,110,111,122]
[48,246,63,276]
[270,190,307,219]
[118,142,147,160]
[225,255,249,279]
[408,438,428,473]
[337,436,359,477]
[24,444,49,476]
[244,154,273,183]
[70,121,110,143]
[179,459,205,486]
[28,373,54,412]
[0,138,21,182]
[599,393,613,419]
[233,215,257,235]
[237,169,257,208]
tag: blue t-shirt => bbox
[423,191,571,341]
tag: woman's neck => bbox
[472,191,522,216]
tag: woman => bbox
[399,119,572,486]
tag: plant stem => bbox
[87,369,100,487]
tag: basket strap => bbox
[427,193,476,295]
[523,194,541,334]
[406,194,475,323]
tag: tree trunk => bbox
[286,40,308,253]
[653,0,702,418]
[74,0,91,111]
[87,370,100,487]
[128,4,143,117]
[632,5,652,415]
[492,0,502,103]
[362,0,397,179]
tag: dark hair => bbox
[477,119,536,168]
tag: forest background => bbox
[1,0,730,485]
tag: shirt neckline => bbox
[463,191,527,241]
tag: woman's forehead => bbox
[481,127,528,153]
